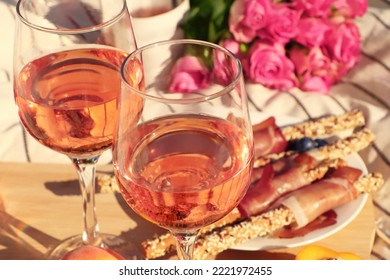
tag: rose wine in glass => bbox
[15,48,125,156]
[114,39,254,259]
[13,0,138,259]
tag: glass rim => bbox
[16,0,128,34]
[120,39,243,104]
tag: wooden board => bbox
[0,162,376,260]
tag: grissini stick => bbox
[139,128,375,259]
[97,128,374,194]
[97,110,367,192]
[193,172,383,260]
[96,110,371,258]
[143,172,384,260]
[254,128,375,167]
[250,110,365,159]
[279,109,365,141]
[140,158,345,259]
[98,128,375,259]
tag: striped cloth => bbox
[0,0,389,259]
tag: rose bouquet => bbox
[172,0,367,94]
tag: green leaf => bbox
[180,0,234,43]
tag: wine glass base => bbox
[46,233,143,260]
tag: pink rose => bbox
[290,46,337,94]
[257,3,302,44]
[169,56,209,93]
[293,0,333,18]
[241,0,271,30]
[322,21,361,76]
[220,39,250,81]
[245,40,297,89]
[212,40,242,86]
[229,0,271,43]
[220,38,245,60]
[295,17,331,47]
[332,0,368,18]
[300,76,333,94]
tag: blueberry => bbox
[287,139,299,151]
[288,137,316,152]
[314,138,328,148]
[298,137,316,152]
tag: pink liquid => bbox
[14,48,127,157]
[115,114,253,232]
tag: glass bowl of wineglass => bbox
[13,0,138,259]
[113,39,254,260]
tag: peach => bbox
[61,245,125,260]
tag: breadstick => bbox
[254,128,375,168]
[280,109,365,140]
[97,128,374,193]
[143,172,384,260]
[97,173,119,193]
[193,172,383,260]
[140,158,346,260]
[97,111,367,192]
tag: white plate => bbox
[231,112,368,251]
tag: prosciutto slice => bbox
[280,166,362,228]
[272,210,338,238]
[253,117,288,158]
[238,153,318,217]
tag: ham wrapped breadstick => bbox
[143,170,384,260]
[193,169,383,260]
[223,126,375,219]
[279,166,362,228]
[140,158,345,259]
[139,128,375,259]
[253,109,365,158]
[254,128,375,167]
[95,110,372,259]
[97,110,367,193]
[240,128,374,217]
[238,156,344,217]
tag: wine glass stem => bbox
[172,231,199,260]
[70,156,103,247]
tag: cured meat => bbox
[238,153,319,217]
[280,166,362,228]
[253,117,288,158]
[272,210,337,238]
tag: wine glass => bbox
[13,0,138,259]
[113,39,254,260]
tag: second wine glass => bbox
[113,39,254,260]
[13,0,138,259]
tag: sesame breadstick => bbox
[97,110,367,192]
[141,158,346,260]
[254,128,375,168]
[280,109,365,141]
[143,172,384,260]
[97,174,119,193]
[192,172,383,260]
[99,129,375,258]
[97,129,374,194]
